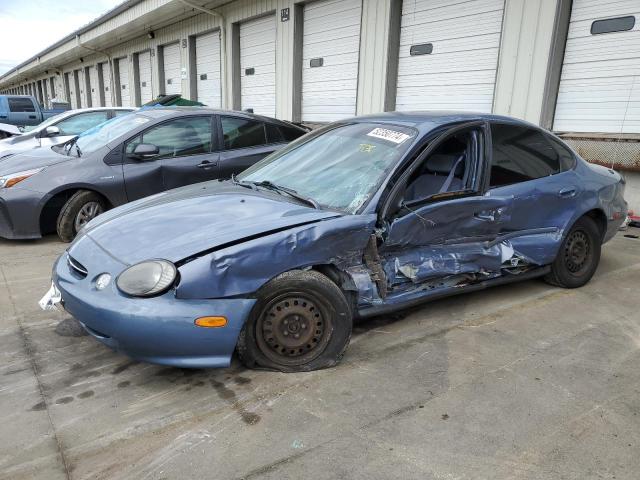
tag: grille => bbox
[67,254,88,278]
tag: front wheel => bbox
[544,216,602,288]
[237,270,353,372]
[56,190,106,242]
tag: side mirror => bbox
[44,126,60,137]
[131,143,159,159]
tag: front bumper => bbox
[52,240,256,368]
[0,188,43,239]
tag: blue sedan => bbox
[41,112,628,372]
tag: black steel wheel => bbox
[545,215,602,288]
[237,270,352,372]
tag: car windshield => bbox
[22,111,68,133]
[238,122,417,213]
[73,113,149,156]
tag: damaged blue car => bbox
[42,112,627,372]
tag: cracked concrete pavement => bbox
[1,231,639,479]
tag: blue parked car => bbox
[41,112,628,372]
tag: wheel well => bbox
[39,189,111,235]
[311,264,358,314]
[583,209,607,241]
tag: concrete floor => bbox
[1,231,639,480]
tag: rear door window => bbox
[489,124,561,188]
[8,97,36,112]
[221,117,267,149]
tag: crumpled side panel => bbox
[176,214,377,299]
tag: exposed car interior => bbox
[403,131,475,203]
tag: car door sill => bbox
[356,265,551,318]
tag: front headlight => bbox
[116,260,177,297]
[0,168,43,189]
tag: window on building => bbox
[489,124,561,188]
[591,16,635,35]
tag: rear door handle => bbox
[558,187,577,198]
[197,160,217,169]
[28,115,36,119]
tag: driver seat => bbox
[404,153,465,201]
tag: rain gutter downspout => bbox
[176,0,228,106]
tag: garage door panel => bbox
[195,31,221,108]
[118,58,131,107]
[162,43,181,95]
[137,51,153,104]
[301,0,361,122]
[553,0,640,132]
[401,0,503,27]
[240,15,276,117]
[395,0,504,113]
[101,63,113,107]
[566,0,637,22]
[89,66,100,107]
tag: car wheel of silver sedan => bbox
[56,190,107,242]
[237,270,353,372]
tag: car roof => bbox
[135,106,303,128]
[343,111,542,133]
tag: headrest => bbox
[427,154,465,176]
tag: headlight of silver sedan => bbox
[0,168,43,189]
[116,260,177,297]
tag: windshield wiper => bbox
[75,142,82,157]
[230,173,255,190]
[251,180,319,209]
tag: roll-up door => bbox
[195,31,222,107]
[101,62,113,107]
[117,57,131,107]
[553,0,639,133]
[240,15,276,117]
[78,69,87,108]
[137,51,153,105]
[65,72,75,108]
[301,0,362,122]
[162,43,182,95]
[89,66,100,107]
[395,0,505,112]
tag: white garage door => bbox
[195,31,222,107]
[100,62,113,107]
[240,15,276,117]
[78,69,87,108]
[395,0,505,112]
[554,0,640,133]
[301,0,362,122]
[137,51,153,105]
[65,72,76,108]
[162,43,182,95]
[117,57,131,107]
[89,65,101,107]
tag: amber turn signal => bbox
[194,316,227,328]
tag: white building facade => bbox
[1,0,638,206]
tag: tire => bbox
[237,270,353,372]
[544,216,602,288]
[56,190,107,242]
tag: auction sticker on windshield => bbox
[367,128,410,144]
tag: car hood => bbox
[0,146,70,173]
[80,181,342,265]
[0,123,23,137]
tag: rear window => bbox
[280,125,305,141]
[8,97,36,112]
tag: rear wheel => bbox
[237,270,352,372]
[56,190,106,242]
[544,216,601,288]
